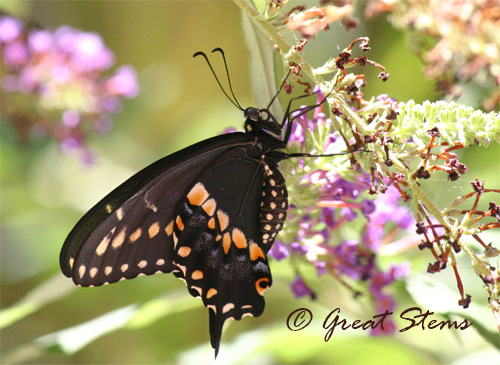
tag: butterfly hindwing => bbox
[171,144,274,355]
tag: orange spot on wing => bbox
[217,210,229,232]
[250,242,265,261]
[176,216,184,231]
[187,182,209,206]
[255,277,270,296]
[178,246,191,257]
[202,198,216,216]
[207,288,217,299]
[191,270,204,280]
[165,220,174,236]
[232,228,248,249]
[223,233,231,254]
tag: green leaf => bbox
[241,11,283,121]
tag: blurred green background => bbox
[1,1,499,364]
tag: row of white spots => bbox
[77,258,167,279]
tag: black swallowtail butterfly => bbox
[60,48,343,356]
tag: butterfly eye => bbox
[246,108,261,122]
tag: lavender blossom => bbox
[0,15,139,163]
[275,90,413,335]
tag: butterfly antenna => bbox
[267,69,292,109]
[193,50,243,111]
[211,48,243,110]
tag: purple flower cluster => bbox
[269,88,413,335]
[0,15,139,162]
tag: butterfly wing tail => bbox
[209,307,223,358]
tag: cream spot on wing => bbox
[263,233,270,239]
[105,204,113,213]
[173,232,178,248]
[176,215,184,231]
[119,277,126,281]
[191,286,202,296]
[266,214,273,220]
[282,202,286,208]
[232,228,247,249]
[96,236,111,256]
[202,198,217,216]
[178,246,191,257]
[270,179,276,186]
[177,264,187,277]
[105,266,113,276]
[187,182,209,206]
[138,260,147,269]
[206,288,217,299]
[207,304,216,313]
[270,202,276,209]
[165,220,174,236]
[116,207,124,221]
[156,259,165,266]
[217,210,229,232]
[278,213,284,219]
[138,273,146,277]
[145,199,158,212]
[120,264,129,272]
[90,267,98,278]
[79,265,86,278]
[242,313,253,318]
[129,227,142,242]
[242,305,252,309]
[69,257,74,268]
[271,190,277,197]
[148,222,160,238]
[192,270,203,280]
[222,317,234,330]
[264,224,271,231]
[223,303,235,313]
[112,227,126,249]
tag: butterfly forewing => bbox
[61,133,255,285]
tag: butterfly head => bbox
[244,107,281,135]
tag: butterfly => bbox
[60,48,342,357]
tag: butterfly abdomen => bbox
[259,156,288,252]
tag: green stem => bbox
[409,176,491,277]
[232,0,368,135]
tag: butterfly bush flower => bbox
[365,0,500,111]
[0,15,139,162]
[269,89,413,334]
